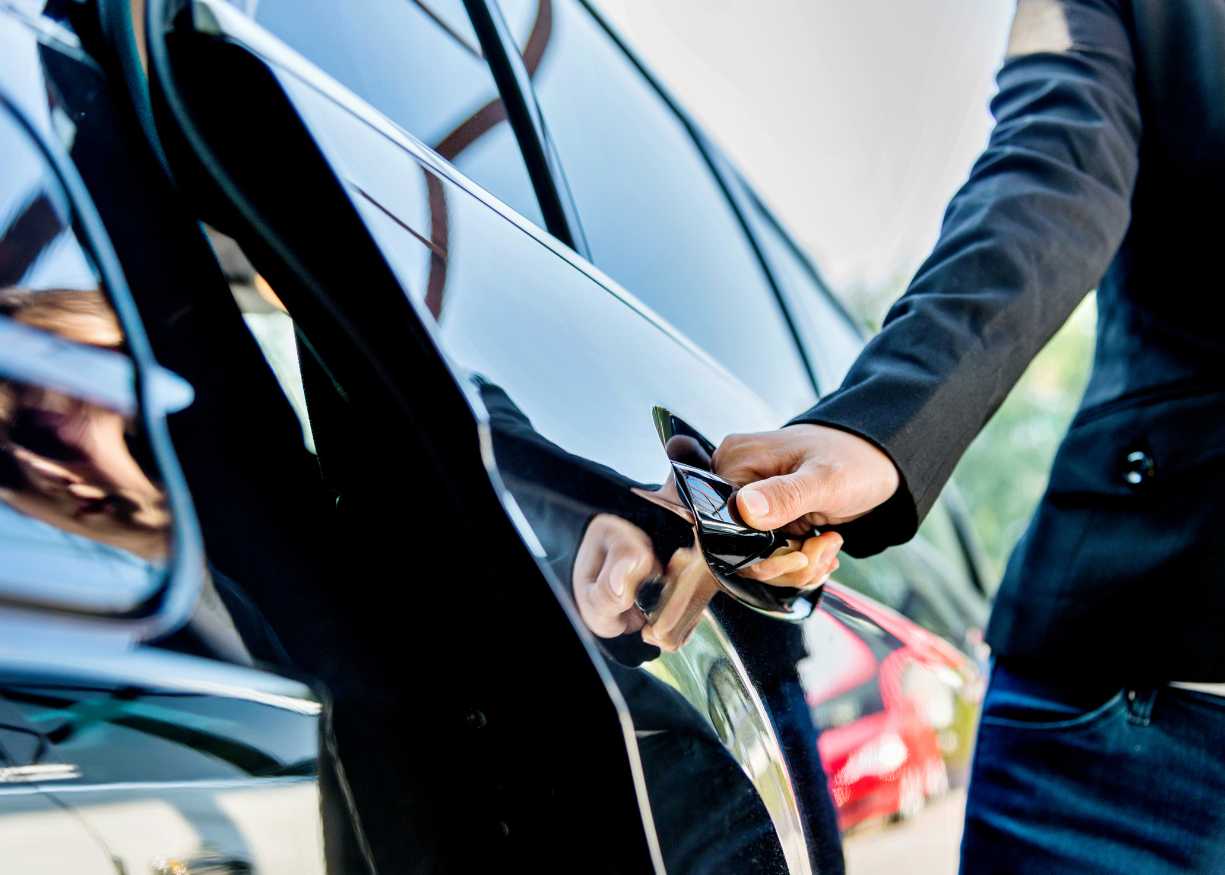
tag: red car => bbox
[800,584,982,831]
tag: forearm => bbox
[793,0,1140,551]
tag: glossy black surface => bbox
[145,0,994,869]
[499,0,818,416]
[242,0,546,230]
[147,2,669,869]
[231,16,816,867]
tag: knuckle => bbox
[772,475,808,515]
[714,432,758,469]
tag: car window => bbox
[734,182,867,396]
[498,0,817,416]
[0,105,174,615]
[236,0,545,227]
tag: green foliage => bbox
[845,290,1097,588]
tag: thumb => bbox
[736,470,823,530]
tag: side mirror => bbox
[0,88,201,638]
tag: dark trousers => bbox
[960,662,1225,874]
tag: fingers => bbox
[739,544,811,581]
[572,515,660,639]
[594,547,650,616]
[736,467,828,531]
[738,532,843,588]
[788,532,842,587]
[711,431,782,486]
[714,424,902,530]
[642,548,718,652]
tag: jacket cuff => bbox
[784,409,921,557]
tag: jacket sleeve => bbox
[791,0,1141,556]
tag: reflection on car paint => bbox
[0,657,326,875]
[0,105,171,614]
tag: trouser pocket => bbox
[978,662,1125,731]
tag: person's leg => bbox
[960,662,1225,874]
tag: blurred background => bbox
[591,0,1096,587]
[588,2,1097,870]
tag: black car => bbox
[0,0,989,872]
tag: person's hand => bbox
[567,517,727,652]
[572,514,660,639]
[641,547,719,652]
[713,423,901,584]
[736,536,843,589]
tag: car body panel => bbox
[0,646,326,875]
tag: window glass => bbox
[499,0,816,415]
[240,0,544,227]
[0,107,172,613]
[733,180,866,396]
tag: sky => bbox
[590,1,1016,300]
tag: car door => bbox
[142,1,986,872]
[0,699,114,875]
[0,7,343,872]
[143,1,819,870]
[493,0,986,843]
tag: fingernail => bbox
[739,486,769,520]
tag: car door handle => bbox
[650,406,819,621]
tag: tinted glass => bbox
[499,0,816,415]
[735,181,867,395]
[0,107,171,614]
[241,0,545,227]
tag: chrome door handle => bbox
[651,406,818,621]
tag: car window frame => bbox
[462,0,591,257]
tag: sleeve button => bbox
[1121,449,1155,487]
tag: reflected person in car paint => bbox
[0,287,172,561]
[471,375,794,871]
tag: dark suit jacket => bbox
[795,0,1225,681]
